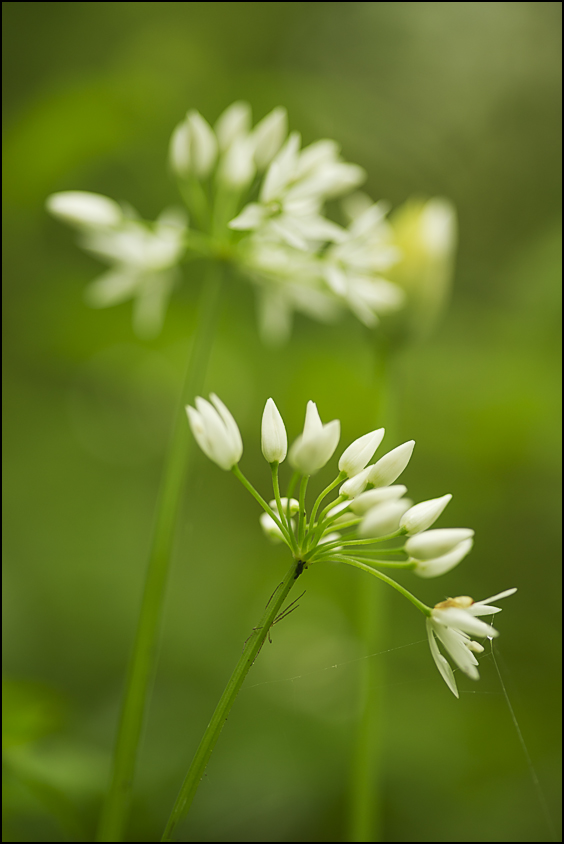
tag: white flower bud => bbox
[359,500,412,538]
[340,466,371,499]
[368,441,415,488]
[350,485,408,515]
[169,120,192,177]
[186,393,242,470]
[405,528,474,561]
[214,101,252,152]
[260,512,289,544]
[218,135,256,188]
[46,191,123,228]
[412,538,474,578]
[261,398,288,463]
[170,111,218,179]
[289,401,340,476]
[251,106,288,169]
[187,111,218,177]
[338,428,385,477]
[400,494,452,535]
[268,498,299,517]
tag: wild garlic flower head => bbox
[187,394,515,696]
[47,102,455,343]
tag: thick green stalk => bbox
[96,264,223,842]
[346,338,396,843]
[161,559,302,842]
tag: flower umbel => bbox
[46,102,455,342]
[188,395,516,696]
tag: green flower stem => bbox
[232,465,292,544]
[271,464,299,555]
[161,559,303,842]
[96,263,223,843]
[308,531,403,560]
[332,556,430,615]
[307,472,346,538]
[297,475,309,546]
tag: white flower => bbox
[400,493,452,535]
[350,485,408,515]
[411,538,474,578]
[79,209,187,338]
[229,132,360,251]
[427,588,517,696]
[358,499,412,538]
[368,441,415,488]
[405,528,475,561]
[261,398,288,464]
[338,428,385,477]
[289,401,340,476]
[323,200,404,326]
[46,191,123,228]
[186,394,243,470]
[169,110,218,178]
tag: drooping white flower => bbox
[289,401,340,476]
[186,394,243,471]
[338,428,385,477]
[368,441,415,488]
[400,493,452,535]
[427,588,517,696]
[261,398,288,464]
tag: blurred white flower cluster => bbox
[186,393,516,697]
[46,102,456,342]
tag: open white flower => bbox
[186,394,243,471]
[426,588,517,697]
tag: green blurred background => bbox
[3,2,561,841]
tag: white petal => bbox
[359,500,411,538]
[46,191,123,228]
[426,620,459,697]
[260,131,301,202]
[251,107,288,169]
[187,111,218,178]
[340,466,372,499]
[412,538,474,578]
[228,203,268,230]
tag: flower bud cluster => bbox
[186,393,516,697]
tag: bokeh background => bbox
[3,2,561,842]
